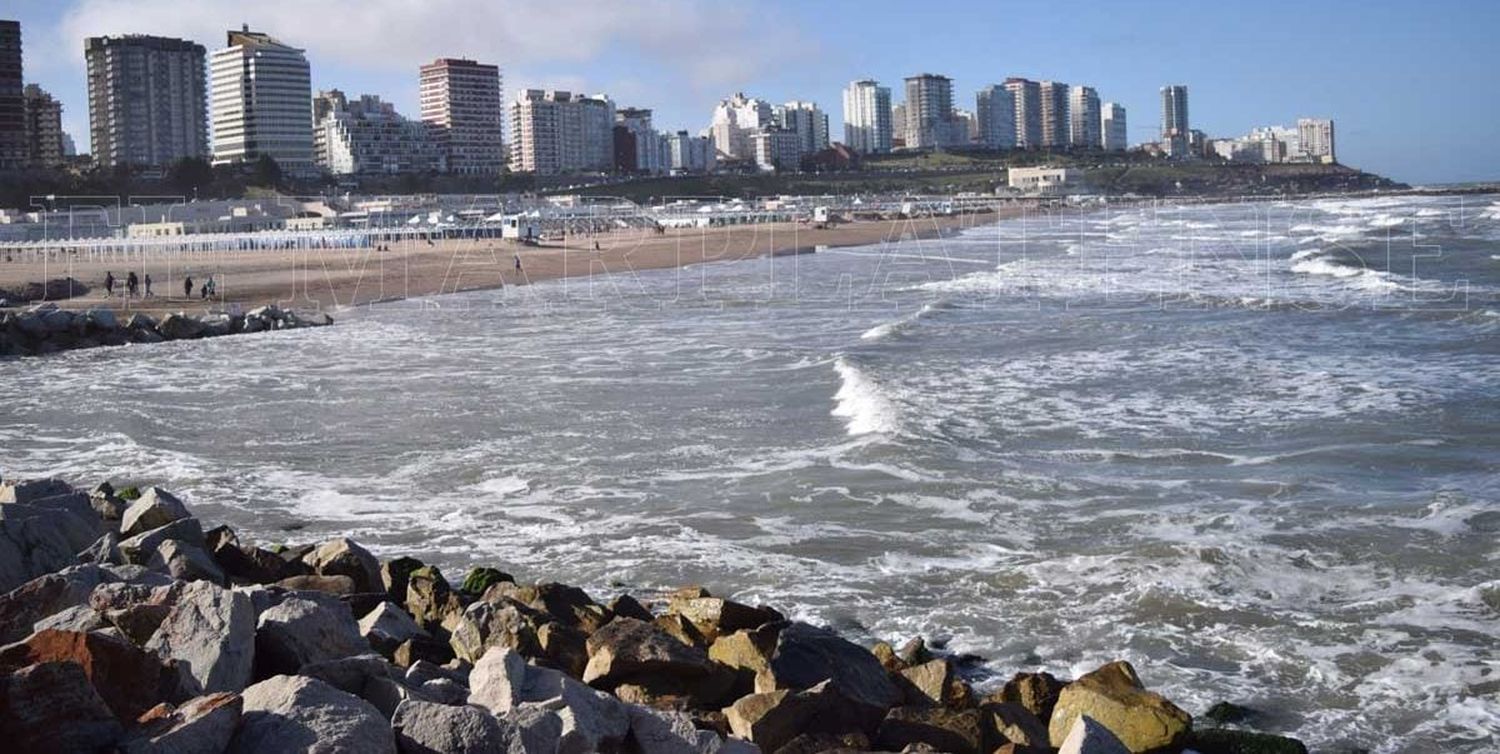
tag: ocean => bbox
[2,194,1498,752]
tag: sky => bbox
[6,0,1499,184]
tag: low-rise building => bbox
[1008,166,1079,195]
[314,90,444,175]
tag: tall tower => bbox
[0,20,24,170]
[210,27,314,174]
[419,58,504,175]
[1160,85,1189,139]
[1004,78,1042,149]
[975,85,1015,150]
[903,73,955,149]
[842,79,891,154]
[86,35,208,168]
[1038,81,1070,148]
[1101,102,1128,152]
[1068,85,1101,150]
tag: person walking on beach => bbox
[104,271,115,297]
[201,275,214,300]
[514,253,523,273]
[126,271,139,298]
[183,276,193,299]
[143,274,153,298]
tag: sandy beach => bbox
[0,209,1014,315]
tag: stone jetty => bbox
[0,303,332,358]
[0,476,1310,754]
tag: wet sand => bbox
[0,210,1013,315]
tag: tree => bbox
[251,155,283,189]
[166,157,214,197]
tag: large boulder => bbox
[996,671,1067,727]
[404,566,465,636]
[469,647,629,752]
[360,600,428,653]
[873,705,985,754]
[1057,714,1131,754]
[667,594,783,643]
[723,680,865,754]
[122,692,243,754]
[762,622,901,715]
[381,556,425,604]
[0,563,116,643]
[1047,661,1192,753]
[145,579,256,694]
[584,616,720,689]
[229,674,396,754]
[896,658,957,707]
[157,313,204,341]
[0,628,178,721]
[449,595,584,675]
[0,500,103,591]
[1189,728,1309,754]
[981,701,1050,751]
[119,487,191,537]
[627,704,730,754]
[391,698,509,754]
[148,539,226,584]
[119,518,205,565]
[254,594,366,676]
[303,537,383,594]
[0,477,76,504]
[0,661,123,753]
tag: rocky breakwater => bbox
[0,475,1312,754]
[0,303,332,358]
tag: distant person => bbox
[143,274,153,298]
[104,271,115,297]
[514,254,522,273]
[126,271,139,298]
[201,275,214,300]
[183,276,193,298]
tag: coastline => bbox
[0,209,1014,318]
[0,475,1309,754]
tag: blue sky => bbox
[8,0,1499,184]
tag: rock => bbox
[382,555,425,604]
[626,703,728,754]
[394,635,457,669]
[0,628,178,721]
[896,659,953,707]
[0,477,75,504]
[708,623,780,695]
[277,573,356,595]
[0,500,104,591]
[119,518,205,565]
[722,683,835,754]
[874,706,984,754]
[254,594,366,676]
[205,526,284,584]
[97,581,179,645]
[0,564,116,643]
[404,566,464,636]
[459,566,512,596]
[1202,701,1258,726]
[657,613,710,648]
[469,647,629,752]
[32,603,108,633]
[120,487,192,537]
[1189,728,1309,754]
[391,698,508,754]
[124,313,158,331]
[0,661,123,753]
[360,600,428,651]
[668,595,783,642]
[763,622,901,715]
[157,313,204,340]
[585,616,718,688]
[145,580,256,694]
[872,641,905,672]
[85,308,119,331]
[981,702,1050,751]
[303,537,383,594]
[298,653,402,695]
[79,531,122,564]
[609,593,656,622]
[1047,661,1191,753]
[1056,714,1130,754]
[448,595,554,665]
[148,539,226,584]
[122,692,242,754]
[996,671,1067,725]
[230,674,396,754]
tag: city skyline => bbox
[4,0,1499,183]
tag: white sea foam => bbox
[830,356,899,435]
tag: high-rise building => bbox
[975,85,1016,150]
[903,74,957,149]
[708,93,773,161]
[1068,86,1101,150]
[667,130,715,174]
[419,58,504,175]
[891,103,907,147]
[751,127,802,172]
[841,80,891,155]
[210,27,314,175]
[1101,102,1128,152]
[1039,81,1070,148]
[313,90,444,175]
[1297,118,1335,163]
[776,100,829,155]
[614,107,665,174]
[85,35,208,169]
[1004,78,1042,149]
[22,84,63,167]
[1160,84,1189,158]
[0,20,24,170]
[509,89,614,175]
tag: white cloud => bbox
[55,0,810,91]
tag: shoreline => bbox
[0,475,1310,753]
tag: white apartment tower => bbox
[1101,102,1127,151]
[1004,78,1042,148]
[842,80,892,154]
[509,89,614,175]
[1297,118,1335,163]
[419,58,504,175]
[1038,81,1070,148]
[209,27,313,174]
[1068,86,1101,150]
[709,93,773,161]
[975,85,1016,150]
